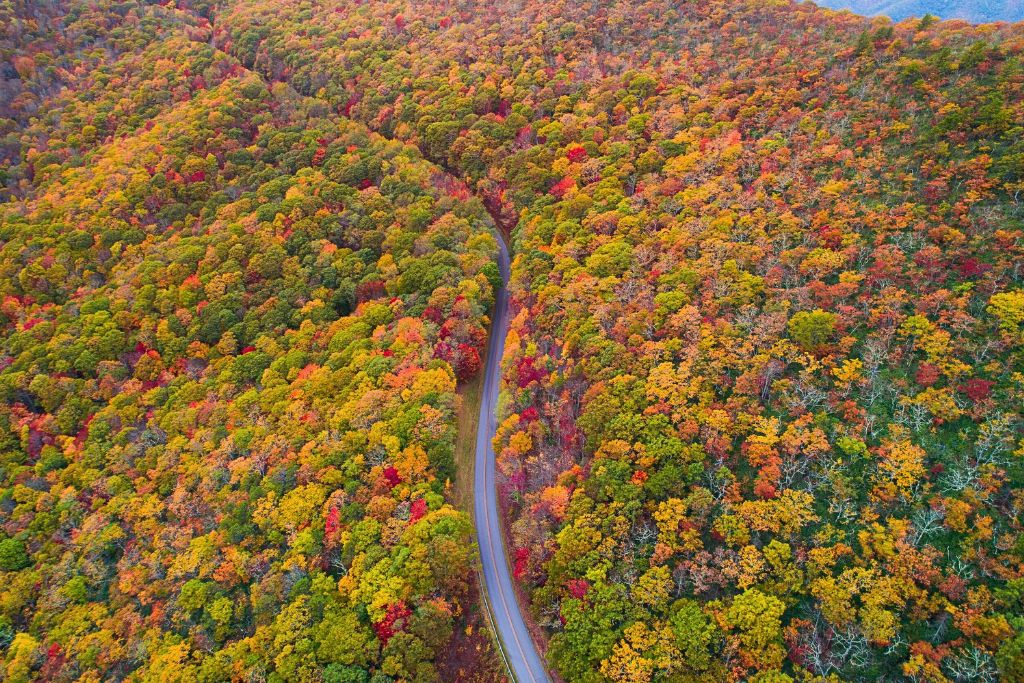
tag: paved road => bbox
[474,229,552,683]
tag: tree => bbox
[787,310,838,352]
[988,291,1024,342]
[726,589,787,672]
[669,599,719,672]
[0,539,29,572]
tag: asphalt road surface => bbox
[473,228,552,683]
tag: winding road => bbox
[474,228,552,683]
[196,9,548,678]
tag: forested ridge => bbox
[3,0,1024,682]
[1,2,505,681]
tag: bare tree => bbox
[941,457,979,494]
[943,647,998,683]
[910,507,945,547]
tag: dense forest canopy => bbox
[1,2,502,681]
[2,0,1024,682]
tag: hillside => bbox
[3,0,1024,682]
[0,2,506,681]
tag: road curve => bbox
[474,229,552,683]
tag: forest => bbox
[0,2,504,681]
[2,0,1024,681]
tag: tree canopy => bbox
[3,0,1024,681]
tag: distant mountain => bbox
[815,0,1024,22]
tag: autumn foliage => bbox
[3,0,1024,681]
[0,2,500,680]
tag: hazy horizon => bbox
[815,0,1024,22]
